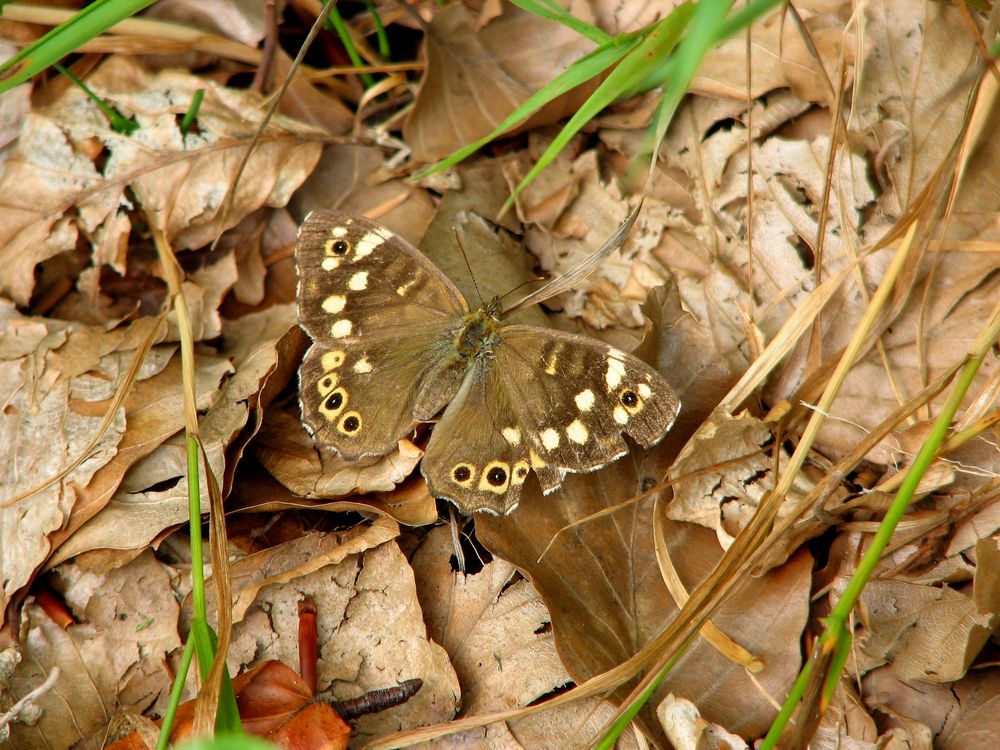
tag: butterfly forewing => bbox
[296,210,468,460]
[421,327,680,514]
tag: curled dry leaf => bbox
[410,526,641,749]
[0,55,322,306]
[219,517,400,623]
[843,537,1000,683]
[405,1,600,161]
[4,551,180,748]
[48,304,295,566]
[507,145,672,329]
[0,307,174,619]
[658,694,748,750]
[694,7,853,105]
[228,536,460,743]
[254,409,425,498]
[667,411,813,548]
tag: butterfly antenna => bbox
[452,226,485,307]
[499,276,546,303]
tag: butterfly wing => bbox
[296,210,468,460]
[421,327,680,514]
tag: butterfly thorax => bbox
[454,297,502,361]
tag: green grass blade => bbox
[326,4,376,88]
[500,3,696,214]
[362,0,391,59]
[156,638,196,750]
[179,88,206,136]
[415,35,641,179]
[52,62,138,133]
[510,0,610,45]
[0,0,157,93]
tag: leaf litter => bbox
[2,0,1000,748]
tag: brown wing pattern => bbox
[421,327,680,514]
[296,210,467,460]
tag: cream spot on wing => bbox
[613,406,629,424]
[502,427,521,446]
[321,351,345,370]
[566,419,588,444]
[543,347,560,375]
[321,257,340,271]
[322,295,346,314]
[331,319,353,338]
[605,356,626,390]
[529,450,546,468]
[638,383,652,399]
[348,271,369,290]
[353,357,372,374]
[540,428,560,451]
[574,389,595,412]
[330,226,348,238]
[396,278,417,296]
[354,230,387,258]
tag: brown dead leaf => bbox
[410,526,641,749]
[0,311,175,618]
[0,55,321,306]
[254,408,424,497]
[4,551,180,748]
[694,6,853,106]
[49,304,296,565]
[844,538,1000,683]
[228,537,460,743]
[221,517,400,623]
[509,145,671,329]
[851,0,978,216]
[144,0,266,47]
[405,1,599,162]
[479,467,813,742]
[809,682,880,750]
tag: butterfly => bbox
[295,209,680,515]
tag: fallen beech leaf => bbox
[49,304,295,565]
[1,310,172,618]
[668,411,810,547]
[846,548,1000,683]
[658,694,748,750]
[405,2,599,161]
[220,517,400,623]
[0,55,321,305]
[227,539,460,742]
[254,409,424,498]
[5,552,180,748]
[410,526,642,749]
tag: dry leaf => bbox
[410,526,641,749]
[405,2,599,161]
[228,538,460,743]
[0,55,321,305]
[657,694,748,750]
[4,552,180,748]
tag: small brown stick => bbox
[330,679,424,720]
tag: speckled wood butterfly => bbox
[296,209,680,515]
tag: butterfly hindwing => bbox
[296,210,468,460]
[421,326,680,514]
